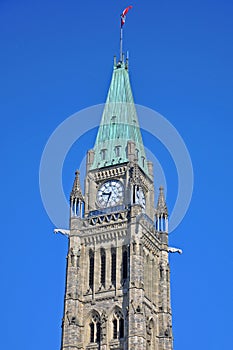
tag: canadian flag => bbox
[121,6,133,27]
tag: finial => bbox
[125,51,129,69]
[70,170,84,218]
[70,170,84,202]
[156,186,168,216]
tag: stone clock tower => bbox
[59,57,173,350]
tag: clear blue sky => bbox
[1,1,233,349]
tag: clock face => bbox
[135,186,146,209]
[97,180,124,208]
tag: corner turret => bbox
[155,186,168,232]
[70,170,84,218]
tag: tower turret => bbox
[70,170,84,218]
[156,186,168,233]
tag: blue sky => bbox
[1,0,233,349]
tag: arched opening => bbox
[112,309,124,340]
[89,311,101,344]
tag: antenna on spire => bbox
[120,6,133,63]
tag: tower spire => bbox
[90,60,149,175]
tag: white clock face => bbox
[97,180,124,208]
[135,186,146,209]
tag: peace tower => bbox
[58,55,175,350]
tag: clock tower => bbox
[59,57,173,350]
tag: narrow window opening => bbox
[89,250,94,289]
[122,248,128,280]
[119,318,124,338]
[160,265,163,279]
[96,322,101,343]
[111,248,116,286]
[166,269,169,282]
[90,322,95,343]
[100,248,106,287]
[113,319,118,339]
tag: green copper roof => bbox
[91,60,148,175]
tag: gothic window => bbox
[101,148,107,160]
[89,250,94,289]
[135,148,139,159]
[122,246,128,280]
[100,248,106,287]
[111,248,116,286]
[115,145,121,157]
[89,312,101,344]
[112,310,124,340]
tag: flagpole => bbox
[120,6,132,63]
[120,25,123,62]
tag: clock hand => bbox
[102,192,112,202]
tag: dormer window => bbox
[135,148,139,160]
[141,156,145,167]
[115,145,121,157]
[101,149,107,160]
[111,116,117,124]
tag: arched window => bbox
[100,248,106,287]
[112,309,124,340]
[89,250,94,289]
[89,312,101,344]
[111,248,116,286]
